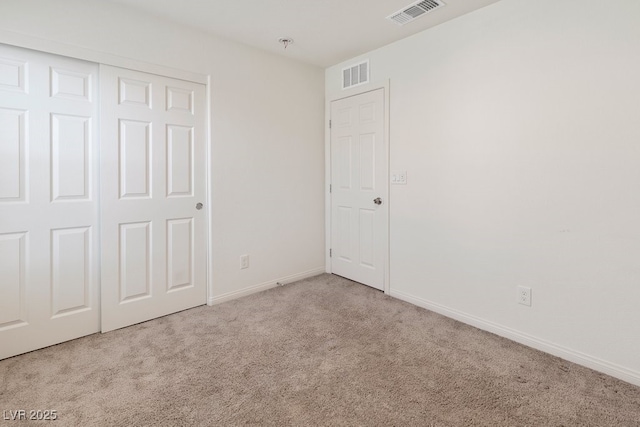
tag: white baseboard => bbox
[390,288,640,388]
[208,267,325,306]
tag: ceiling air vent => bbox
[342,60,369,90]
[387,0,445,26]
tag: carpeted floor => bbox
[1,274,639,426]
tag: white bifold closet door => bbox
[0,44,100,359]
[0,45,208,359]
[99,65,207,332]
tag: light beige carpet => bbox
[1,274,639,426]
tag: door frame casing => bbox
[325,80,391,294]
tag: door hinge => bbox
[329,249,332,257]
[329,119,332,129]
[329,184,332,193]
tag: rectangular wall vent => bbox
[342,60,369,90]
[387,0,445,26]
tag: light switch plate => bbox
[391,171,407,185]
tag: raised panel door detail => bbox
[337,206,352,262]
[338,137,352,190]
[50,68,91,101]
[166,87,194,114]
[167,218,193,291]
[51,227,91,317]
[359,133,375,191]
[166,125,193,197]
[0,58,27,93]
[0,108,26,202]
[119,222,151,303]
[100,64,206,333]
[336,107,351,127]
[359,102,376,124]
[119,119,151,199]
[0,45,100,360]
[0,232,27,330]
[330,88,386,291]
[51,114,91,201]
[118,78,151,108]
[359,209,375,268]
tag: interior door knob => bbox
[373,197,382,205]
[196,202,203,210]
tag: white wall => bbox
[326,0,640,385]
[0,0,325,302]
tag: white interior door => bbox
[100,65,207,332]
[330,88,387,290]
[0,44,100,359]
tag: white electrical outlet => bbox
[240,254,249,269]
[518,286,532,306]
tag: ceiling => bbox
[106,0,502,67]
